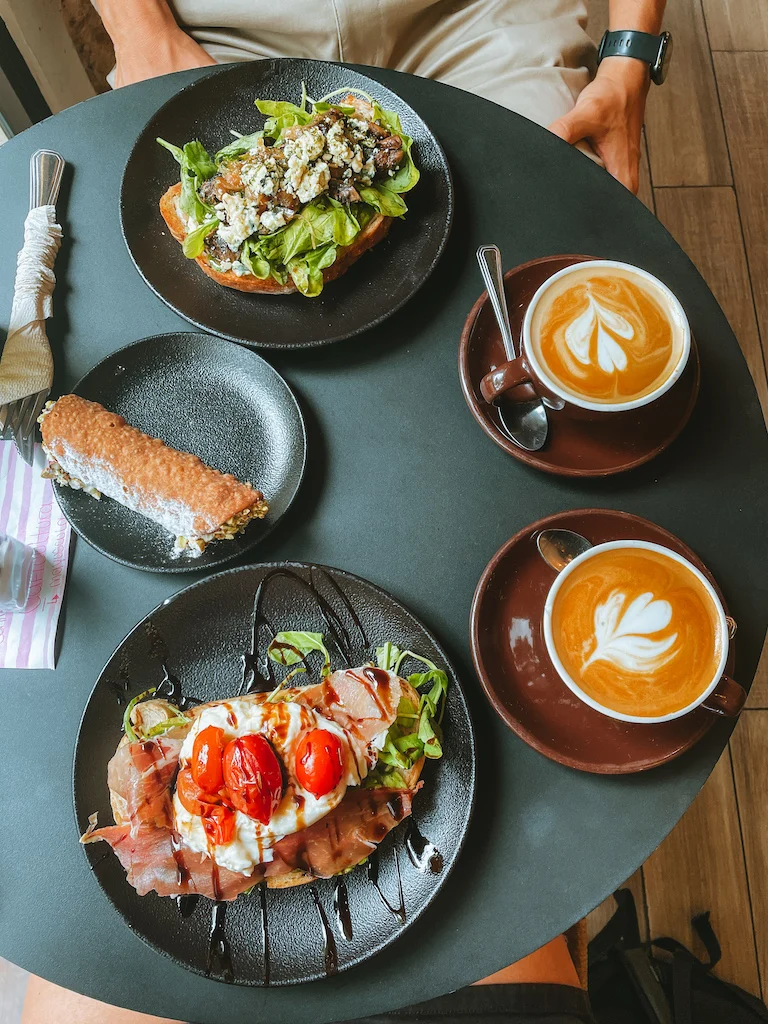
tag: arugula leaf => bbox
[375,642,402,671]
[358,185,408,218]
[287,242,337,297]
[240,238,271,279]
[157,138,217,223]
[182,217,219,258]
[268,631,331,677]
[215,130,265,164]
[256,97,312,141]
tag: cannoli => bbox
[39,394,268,555]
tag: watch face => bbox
[653,32,672,85]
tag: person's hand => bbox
[548,57,650,194]
[113,24,216,88]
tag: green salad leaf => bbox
[257,93,313,141]
[157,138,216,224]
[182,217,219,258]
[268,631,331,676]
[215,130,265,164]
[358,185,407,218]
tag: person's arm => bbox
[549,0,666,194]
[97,0,215,88]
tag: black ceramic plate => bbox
[121,59,453,348]
[52,333,306,572]
[73,563,476,985]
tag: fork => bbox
[0,149,64,465]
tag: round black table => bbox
[1,66,766,1024]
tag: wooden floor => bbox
[2,0,768,1020]
[584,0,768,999]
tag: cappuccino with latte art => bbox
[543,541,728,722]
[530,266,687,406]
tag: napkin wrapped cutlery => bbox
[0,149,64,465]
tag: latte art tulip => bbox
[530,268,683,404]
[550,547,723,719]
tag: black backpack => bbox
[589,887,768,1024]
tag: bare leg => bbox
[473,934,581,987]
[22,976,181,1024]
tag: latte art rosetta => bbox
[530,268,683,404]
[584,590,679,673]
[551,547,722,718]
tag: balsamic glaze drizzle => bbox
[176,894,200,918]
[367,850,406,924]
[405,819,444,875]
[259,883,271,987]
[207,902,234,983]
[309,886,338,976]
[333,877,354,941]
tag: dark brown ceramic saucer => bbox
[470,509,735,774]
[458,255,701,477]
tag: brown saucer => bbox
[469,509,735,774]
[458,255,701,477]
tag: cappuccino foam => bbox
[550,547,723,718]
[530,267,685,405]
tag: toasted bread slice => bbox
[159,182,391,295]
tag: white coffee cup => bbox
[480,260,691,416]
[542,540,742,724]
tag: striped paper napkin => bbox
[0,440,71,669]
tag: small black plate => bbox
[73,562,476,985]
[121,59,453,348]
[52,333,306,572]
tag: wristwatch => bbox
[597,30,673,85]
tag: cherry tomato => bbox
[222,734,283,824]
[295,729,344,797]
[191,725,226,793]
[202,805,236,846]
[176,766,222,817]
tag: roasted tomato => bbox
[295,729,344,797]
[222,734,283,824]
[176,766,223,817]
[191,725,226,793]
[201,804,236,846]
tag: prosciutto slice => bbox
[295,668,409,748]
[107,737,182,827]
[86,822,267,899]
[268,785,419,879]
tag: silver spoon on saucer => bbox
[536,528,592,572]
[536,527,739,639]
[476,244,548,452]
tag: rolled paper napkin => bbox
[0,205,62,406]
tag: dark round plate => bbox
[470,509,734,774]
[121,59,453,348]
[53,333,306,572]
[459,256,700,477]
[73,562,476,985]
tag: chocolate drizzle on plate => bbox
[241,568,373,697]
[176,895,200,918]
[333,876,354,941]
[367,850,406,924]
[259,883,271,987]
[405,819,444,874]
[309,886,338,976]
[207,902,234,983]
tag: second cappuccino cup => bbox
[480,259,691,419]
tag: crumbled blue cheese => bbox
[259,208,291,233]
[283,126,325,164]
[231,261,250,276]
[216,193,262,250]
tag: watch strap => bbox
[598,29,661,67]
